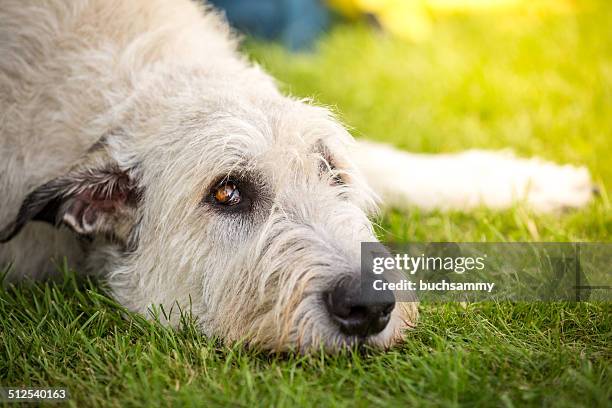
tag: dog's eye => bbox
[203,176,257,213]
[213,182,241,206]
[319,160,344,186]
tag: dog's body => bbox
[0,0,593,351]
[1,0,252,279]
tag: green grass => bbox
[2,1,611,406]
[2,275,610,407]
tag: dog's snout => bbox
[325,278,395,337]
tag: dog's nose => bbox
[325,278,395,336]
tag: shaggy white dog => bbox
[0,0,593,351]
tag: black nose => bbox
[325,277,395,337]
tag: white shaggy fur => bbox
[353,141,593,212]
[0,0,592,352]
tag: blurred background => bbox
[208,0,610,198]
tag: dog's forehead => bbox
[185,99,351,171]
[140,94,356,198]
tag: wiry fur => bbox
[0,0,416,352]
[0,0,592,352]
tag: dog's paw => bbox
[352,141,595,213]
[464,150,595,213]
[514,156,595,212]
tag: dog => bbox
[0,0,594,352]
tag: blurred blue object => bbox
[207,0,330,50]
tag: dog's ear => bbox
[0,148,140,243]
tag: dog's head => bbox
[1,70,417,352]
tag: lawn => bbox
[1,1,611,406]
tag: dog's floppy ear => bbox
[0,147,140,243]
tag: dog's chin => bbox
[294,331,401,355]
[233,301,417,354]
[290,310,411,354]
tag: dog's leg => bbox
[351,141,594,212]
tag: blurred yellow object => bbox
[327,0,431,41]
[327,0,576,41]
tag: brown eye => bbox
[213,182,241,206]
